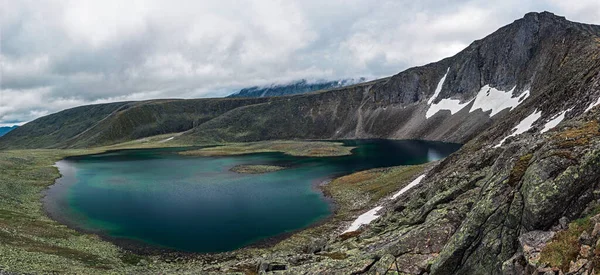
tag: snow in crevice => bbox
[342,206,383,233]
[494,110,542,148]
[392,175,426,199]
[425,68,474,119]
[469,85,530,117]
[342,173,427,233]
[585,97,600,113]
[541,109,570,133]
[428,68,450,105]
[159,136,174,143]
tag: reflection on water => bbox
[427,148,443,161]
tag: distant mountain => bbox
[0,126,18,137]
[227,78,367,98]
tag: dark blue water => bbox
[45,140,460,253]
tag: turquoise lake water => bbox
[44,140,461,253]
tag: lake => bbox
[44,140,461,253]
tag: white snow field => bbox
[343,206,383,233]
[541,110,569,133]
[392,174,426,199]
[469,85,530,117]
[494,110,542,148]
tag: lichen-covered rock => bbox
[368,254,396,275]
[520,231,556,267]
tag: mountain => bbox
[227,78,367,98]
[6,12,599,149]
[0,126,17,137]
[2,11,600,274]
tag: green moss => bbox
[552,120,599,149]
[540,208,600,271]
[119,252,146,266]
[326,165,427,210]
[507,154,533,186]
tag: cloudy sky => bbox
[1,0,599,126]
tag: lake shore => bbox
[0,138,447,274]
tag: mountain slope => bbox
[0,98,272,149]
[227,78,367,98]
[184,11,600,145]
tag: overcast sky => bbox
[1,0,600,126]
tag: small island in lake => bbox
[230,164,287,174]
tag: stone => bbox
[569,259,588,273]
[580,245,592,258]
[519,231,556,248]
[591,223,600,238]
[579,231,592,246]
[257,261,287,272]
[395,253,435,274]
[518,231,555,265]
[369,254,396,275]
[559,216,569,229]
[589,214,600,224]
[303,238,327,254]
[501,253,526,274]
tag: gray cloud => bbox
[1,0,599,126]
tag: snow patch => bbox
[341,174,428,234]
[585,97,600,113]
[159,137,174,143]
[343,206,383,233]
[494,110,542,148]
[428,68,449,105]
[469,85,530,117]
[541,110,568,133]
[426,98,472,119]
[392,175,426,199]
[425,69,473,119]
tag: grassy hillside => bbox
[182,84,369,143]
[0,98,271,149]
[0,102,132,149]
